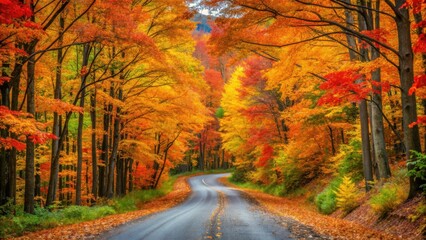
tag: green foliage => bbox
[315,178,342,214]
[314,139,363,215]
[231,167,251,183]
[276,151,303,194]
[337,139,363,182]
[369,183,407,218]
[215,106,225,118]
[0,205,116,238]
[264,183,287,196]
[112,197,138,212]
[335,176,361,213]
[0,198,17,216]
[408,151,426,195]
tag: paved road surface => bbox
[101,173,321,240]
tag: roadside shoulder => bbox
[219,177,400,240]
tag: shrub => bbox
[264,183,287,196]
[369,183,406,217]
[61,205,86,219]
[112,197,137,213]
[408,151,426,195]
[337,139,363,182]
[315,178,342,214]
[316,187,337,214]
[335,176,361,213]
[231,167,250,183]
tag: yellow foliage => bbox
[335,176,361,213]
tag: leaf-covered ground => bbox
[10,177,191,240]
[219,177,415,240]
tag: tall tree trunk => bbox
[367,0,391,181]
[0,62,11,208]
[344,0,374,190]
[327,125,336,155]
[371,65,391,179]
[107,88,121,198]
[116,156,122,196]
[76,43,91,205]
[394,0,423,198]
[129,159,134,192]
[90,90,98,199]
[151,133,161,188]
[24,41,36,214]
[99,100,109,197]
[198,134,204,171]
[47,14,65,206]
[413,7,426,153]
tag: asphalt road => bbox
[101,173,317,240]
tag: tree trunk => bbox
[90,90,97,199]
[98,100,109,197]
[129,159,134,192]
[394,0,423,198]
[107,88,121,198]
[24,41,36,214]
[344,0,374,191]
[116,157,122,196]
[413,8,426,153]
[0,62,11,208]
[47,14,65,207]
[327,125,336,155]
[76,43,91,205]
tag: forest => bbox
[0,0,426,237]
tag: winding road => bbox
[101,173,322,240]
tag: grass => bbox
[369,168,409,218]
[228,176,306,197]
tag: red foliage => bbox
[0,0,32,24]
[204,69,223,92]
[247,127,275,148]
[413,20,426,29]
[241,57,272,87]
[409,115,426,128]
[409,74,426,95]
[318,70,368,106]
[360,29,389,48]
[28,132,58,144]
[133,163,155,188]
[413,33,426,53]
[256,144,274,167]
[0,137,26,151]
[0,76,10,86]
[0,105,28,117]
[400,0,424,14]
[244,105,270,122]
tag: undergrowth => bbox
[369,169,408,218]
[0,175,179,238]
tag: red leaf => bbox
[256,144,274,167]
[360,29,389,49]
[409,74,426,95]
[413,34,426,53]
[318,70,368,106]
[409,115,426,128]
[0,137,26,151]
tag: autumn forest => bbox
[1,0,426,238]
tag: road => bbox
[101,173,322,240]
